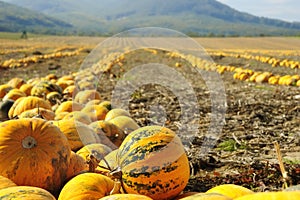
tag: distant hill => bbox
[0,1,72,34]
[1,0,300,36]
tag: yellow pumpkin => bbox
[54,101,84,115]
[0,84,12,98]
[89,120,125,148]
[52,120,99,151]
[104,108,130,121]
[8,96,52,119]
[179,193,232,200]
[206,184,253,199]
[63,111,92,125]
[0,118,71,195]
[234,191,300,200]
[74,90,101,104]
[99,193,153,200]
[18,107,55,120]
[117,126,190,200]
[0,175,16,190]
[0,186,56,200]
[81,104,109,121]
[19,83,33,96]
[2,88,26,101]
[76,143,112,162]
[108,115,140,135]
[7,77,25,89]
[58,173,115,200]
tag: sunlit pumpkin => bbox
[104,108,131,121]
[8,96,52,119]
[206,184,253,199]
[18,107,55,120]
[7,77,25,89]
[99,193,153,200]
[0,186,56,200]
[74,89,101,104]
[63,111,92,125]
[66,151,88,180]
[0,175,16,190]
[2,88,26,101]
[0,118,71,195]
[0,84,13,98]
[81,104,109,121]
[117,126,190,200]
[54,101,84,115]
[108,115,140,135]
[234,191,300,200]
[76,143,112,162]
[178,193,233,200]
[58,173,115,200]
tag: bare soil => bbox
[1,36,300,193]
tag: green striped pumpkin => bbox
[117,126,190,200]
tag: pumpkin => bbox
[7,77,25,89]
[89,120,125,148]
[0,99,14,121]
[178,193,233,200]
[85,99,102,106]
[45,73,58,81]
[81,105,109,121]
[76,143,112,162]
[99,100,112,110]
[0,175,16,190]
[0,84,12,98]
[52,120,99,151]
[99,193,153,200]
[206,184,253,199]
[19,83,33,96]
[18,107,55,120]
[2,88,26,101]
[234,191,300,200]
[104,108,131,121]
[63,85,78,97]
[173,192,201,200]
[98,149,119,174]
[108,116,140,135]
[66,151,88,180]
[54,101,84,115]
[58,173,115,200]
[0,118,71,195]
[54,112,69,120]
[0,186,56,200]
[31,80,62,98]
[8,96,52,119]
[63,111,92,125]
[56,80,74,90]
[74,90,101,104]
[117,126,190,200]
[46,91,62,105]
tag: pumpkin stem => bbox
[86,154,100,172]
[110,180,121,195]
[22,136,37,149]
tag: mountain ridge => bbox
[1,0,300,36]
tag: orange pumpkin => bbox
[63,85,78,97]
[0,186,56,200]
[74,90,101,104]
[54,101,84,115]
[99,100,112,110]
[0,175,16,190]
[66,151,88,180]
[58,173,115,200]
[118,126,190,200]
[31,80,62,98]
[0,118,71,195]
[8,96,52,119]
[89,120,125,148]
[52,120,99,151]
[85,99,102,106]
[206,184,253,199]
[99,193,153,200]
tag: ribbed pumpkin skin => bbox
[99,193,153,200]
[0,175,16,190]
[0,186,56,200]
[118,126,190,200]
[206,184,253,199]
[52,120,99,151]
[234,191,300,200]
[8,96,52,119]
[66,151,88,180]
[0,118,71,195]
[58,173,115,200]
[76,143,112,162]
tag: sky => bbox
[218,0,300,22]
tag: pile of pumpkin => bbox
[0,75,300,200]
